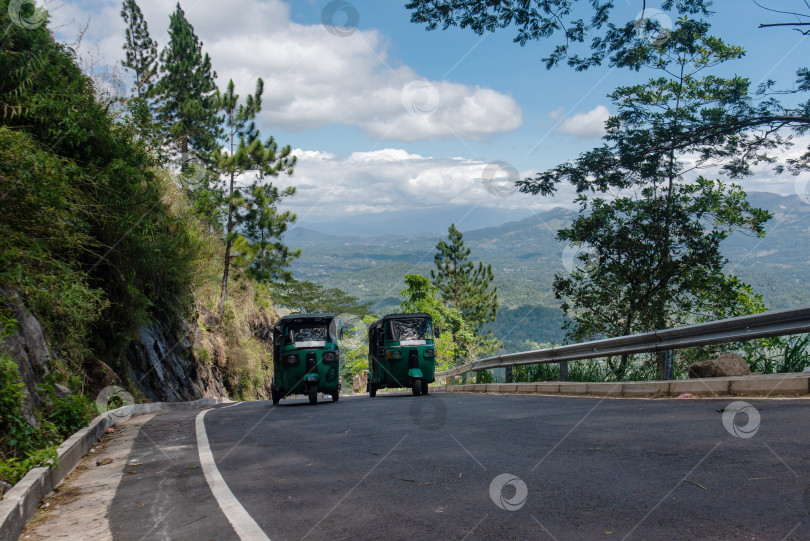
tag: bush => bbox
[0,355,60,485]
[46,394,95,437]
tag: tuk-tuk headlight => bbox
[322,351,339,363]
[284,354,299,365]
[424,348,435,357]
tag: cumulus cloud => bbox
[262,148,578,223]
[553,105,610,139]
[46,0,521,142]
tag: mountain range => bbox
[288,192,810,352]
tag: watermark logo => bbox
[401,80,440,117]
[795,177,810,205]
[95,386,135,423]
[561,241,600,275]
[90,74,122,106]
[336,313,369,351]
[409,396,448,430]
[321,0,359,37]
[489,473,528,511]
[480,161,519,198]
[8,0,45,30]
[633,8,672,46]
[721,401,760,439]
[177,153,209,190]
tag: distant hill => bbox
[289,192,810,352]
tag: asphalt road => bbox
[109,393,810,540]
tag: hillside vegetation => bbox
[0,2,279,485]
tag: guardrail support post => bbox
[559,361,568,381]
[447,376,455,386]
[661,350,674,380]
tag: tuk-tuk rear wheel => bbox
[421,380,428,395]
[331,390,339,402]
[308,386,318,405]
[369,383,376,398]
[271,389,280,406]
[411,379,421,396]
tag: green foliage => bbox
[214,78,297,320]
[241,182,299,283]
[432,224,498,331]
[1,0,213,368]
[406,0,713,69]
[121,0,158,98]
[46,395,95,437]
[339,315,376,387]
[154,2,221,159]
[273,280,370,315]
[400,274,476,369]
[431,225,500,359]
[515,21,774,379]
[0,355,59,485]
[749,334,810,374]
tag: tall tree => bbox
[215,78,296,320]
[518,20,772,379]
[241,182,299,283]
[120,0,157,98]
[120,0,163,159]
[431,224,498,333]
[154,3,221,162]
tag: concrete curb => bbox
[436,373,810,398]
[0,397,231,541]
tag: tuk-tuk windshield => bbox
[386,318,433,343]
[284,323,334,347]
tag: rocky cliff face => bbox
[126,319,229,402]
[3,295,51,426]
[3,298,240,426]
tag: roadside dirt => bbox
[20,413,157,540]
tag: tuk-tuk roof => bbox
[277,313,335,324]
[369,313,433,330]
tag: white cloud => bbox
[46,0,521,142]
[555,105,610,139]
[263,148,578,223]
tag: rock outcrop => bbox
[126,320,228,402]
[688,353,751,378]
[2,294,51,426]
[353,370,368,393]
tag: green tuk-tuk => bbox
[367,313,437,397]
[271,314,341,405]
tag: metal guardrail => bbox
[437,306,810,378]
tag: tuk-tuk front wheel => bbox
[411,379,421,396]
[308,386,318,405]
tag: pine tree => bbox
[431,224,499,369]
[154,3,221,162]
[431,224,498,333]
[120,0,157,98]
[242,181,299,283]
[215,78,296,321]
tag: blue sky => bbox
[46,0,810,232]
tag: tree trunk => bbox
[217,170,235,322]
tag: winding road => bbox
[105,393,809,540]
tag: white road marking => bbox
[220,401,243,409]
[195,409,271,541]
